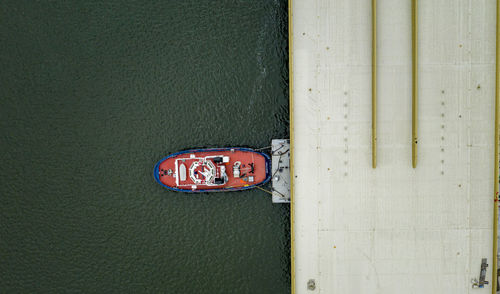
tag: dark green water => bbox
[0,1,289,293]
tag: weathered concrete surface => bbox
[291,0,496,293]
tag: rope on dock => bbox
[255,185,273,195]
[255,185,288,199]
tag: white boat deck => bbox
[290,1,497,293]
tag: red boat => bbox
[154,147,271,192]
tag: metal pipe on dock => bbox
[492,1,500,292]
[412,0,418,168]
[288,0,296,293]
[372,0,377,169]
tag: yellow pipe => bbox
[411,0,418,168]
[288,0,296,293]
[372,0,377,168]
[492,0,500,292]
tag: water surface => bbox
[0,1,290,293]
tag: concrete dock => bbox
[290,0,498,293]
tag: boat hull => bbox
[154,148,271,192]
